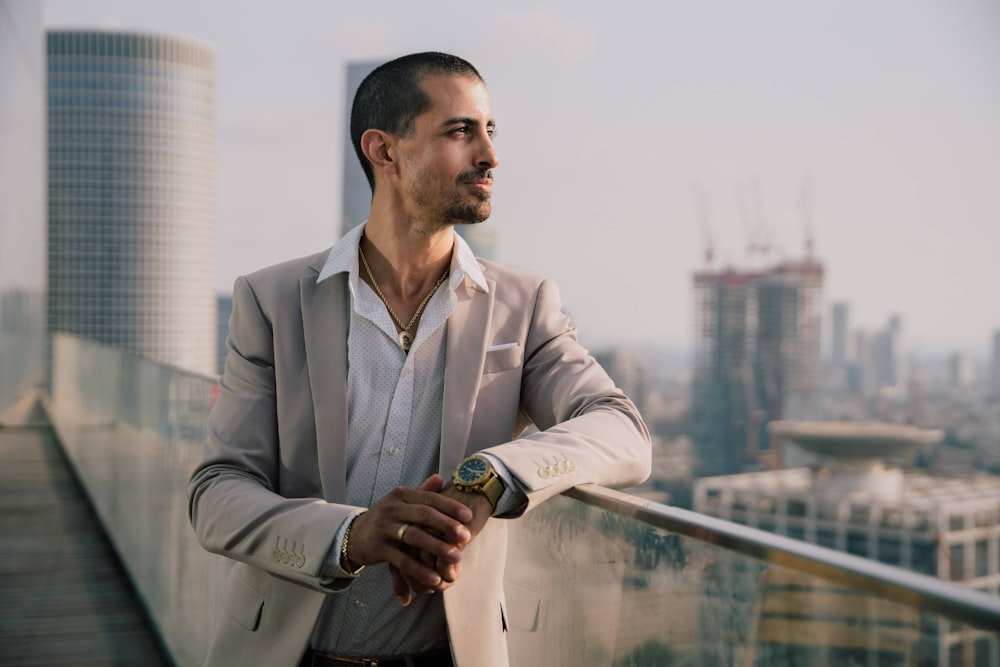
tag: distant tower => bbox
[340,57,497,259]
[831,302,850,366]
[829,302,850,393]
[948,351,976,390]
[46,31,216,376]
[991,330,1000,398]
[850,329,876,397]
[341,60,380,237]
[872,315,906,396]
[691,256,823,476]
[691,269,751,476]
[0,0,47,407]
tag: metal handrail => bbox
[567,484,1000,633]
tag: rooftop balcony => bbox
[2,333,999,666]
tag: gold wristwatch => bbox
[452,455,505,512]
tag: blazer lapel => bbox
[300,270,349,502]
[440,275,494,476]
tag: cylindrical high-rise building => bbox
[47,30,216,376]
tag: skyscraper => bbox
[830,301,849,365]
[691,257,823,476]
[991,330,1000,398]
[872,315,906,394]
[341,60,379,237]
[948,351,976,390]
[829,301,850,392]
[46,31,216,376]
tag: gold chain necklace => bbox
[358,240,449,352]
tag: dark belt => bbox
[299,647,453,667]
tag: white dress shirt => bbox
[308,223,524,657]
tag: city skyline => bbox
[34,0,1000,354]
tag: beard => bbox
[444,191,491,225]
[444,170,492,224]
[410,168,493,225]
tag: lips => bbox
[460,172,492,193]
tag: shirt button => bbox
[389,446,398,455]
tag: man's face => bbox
[395,74,499,226]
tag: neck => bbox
[362,210,454,301]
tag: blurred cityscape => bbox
[3,2,1000,665]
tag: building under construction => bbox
[691,255,823,476]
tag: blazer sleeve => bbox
[480,278,652,515]
[188,274,354,593]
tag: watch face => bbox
[457,457,489,484]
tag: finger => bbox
[394,485,473,525]
[400,523,465,565]
[391,548,456,595]
[410,536,460,583]
[399,551,456,595]
[395,542,459,595]
[389,565,412,606]
[429,549,460,583]
[396,503,472,547]
[387,543,444,590]
[437,557,462,584]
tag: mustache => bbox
[458,170,492,183]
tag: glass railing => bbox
[47,333,227,667]
[507,487,1000,666]
[0,330,45,415]
[42,334,1000,666]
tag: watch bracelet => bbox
[340,514,364,575]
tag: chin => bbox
[447,204,491,225]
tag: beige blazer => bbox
[188,249,650,667]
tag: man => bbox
[189,52,650,667]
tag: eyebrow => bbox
[443,117,496,129]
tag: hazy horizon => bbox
[39,0,1000,355]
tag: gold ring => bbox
[397,523,409,542]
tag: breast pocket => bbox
[483,344,522,375]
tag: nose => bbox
[477,130,499,170]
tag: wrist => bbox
[451,455,505,513]
[446,483,494,514]
[340,513,365,575]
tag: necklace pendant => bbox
[398,330,413,351]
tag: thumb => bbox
[418,474,445,493]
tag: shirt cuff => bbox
[321,509,367,580]
[479,453,528,517]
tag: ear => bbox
[360,129,397,177]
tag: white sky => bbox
[45,0,1000,354]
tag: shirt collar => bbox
[316,222,489,294]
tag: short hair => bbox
[350,52,484,191]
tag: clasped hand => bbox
[345,474,491,605]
